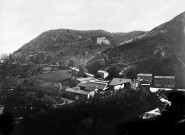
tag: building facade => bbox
[154,76,175,88]
[137,73,153,85]
[97,70,109,79]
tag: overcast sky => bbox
[0,0,184,55]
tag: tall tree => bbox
[79,65,88,76]
[68,59,76,67]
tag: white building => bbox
[97,70,109,79]
[96,37,110,45]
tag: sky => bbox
[0,0,185,55]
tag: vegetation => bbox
[87,12,185,88]
[11,89,161,135]
[12,29,143,65]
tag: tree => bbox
[68,59,76,67]
[79,65,88,76]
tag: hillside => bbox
[13,29,144,65]
[87,12,185,88]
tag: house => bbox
[140,80,150,92]
[96,37,110,45]
[109,78,131,90]
[154,76,175,88]
[131,78,150,91]
[65,87,95,102]
[137,73,153,85]
[97,70,109,79]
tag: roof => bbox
[154,76,175,79]
[76,77,98,82]
[78,81,108,90]
[65,87,90,95]
[85,73,94,77]
[70,67,79,72]
[109,78,131,86]
[137,73,152,76]
[98,70,108,74]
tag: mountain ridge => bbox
[13,29,144,65]
[87,11,185,88]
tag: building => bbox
[140,80,150,92]
[109,78,131,90]
[96,37,110,45]
[131,79,150,91]
[137,73,153,85]
[97,70,109,79]
[154,76,175,88]
[131,79,140,90]
[65,87,90,102]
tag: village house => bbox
[109,78,131,91]
[97,70,109,79]
[96,37,110,45]
[131,78,150,91]
[65,87,96,102]
[154,76,175,88]
[137,73,153,85]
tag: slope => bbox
[87,11,185,88]
[13,29,144,65]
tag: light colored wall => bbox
[97,37,110,45]
[114,84,124,90]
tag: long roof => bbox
[137,73,152,76]
[78,81,108,90]
[76,77,98,82]
[154,76,175,79]
[65,87,89,95]
[109,78,131,86]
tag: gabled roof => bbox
[109,78,131,86]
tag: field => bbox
[0,70,72,91]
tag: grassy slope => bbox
[0,70,72,91]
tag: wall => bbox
[96,37,110,45]
[114,84,124,90]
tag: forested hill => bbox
[13,29,144,65]
[87,11,185,88]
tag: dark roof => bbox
[66,87,89,95]
[78,81,108,90]
[109,78,131,86]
